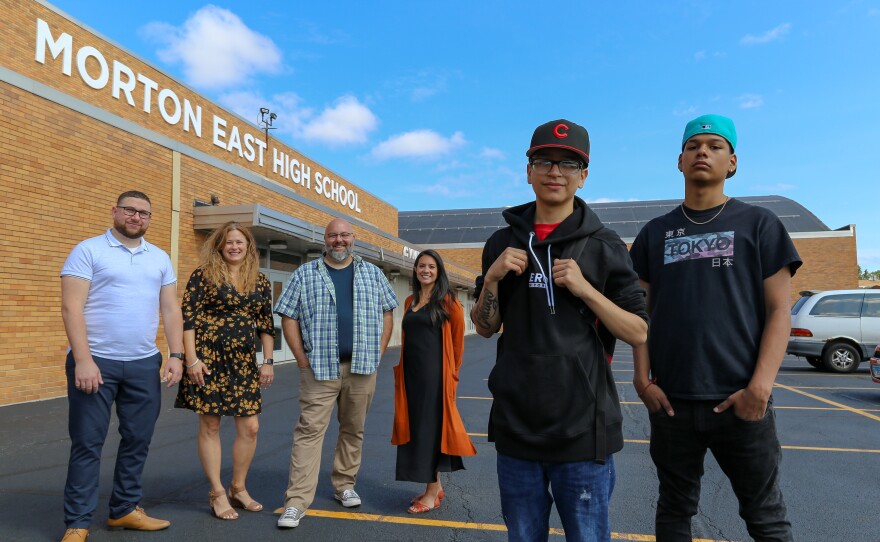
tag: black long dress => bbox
[395,307,464,483]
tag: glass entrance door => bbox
[268,270,294,363]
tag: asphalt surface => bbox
[1,335,878,541]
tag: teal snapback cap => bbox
[681,114,737,151]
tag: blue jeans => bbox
[650,399,792,542]
[64,352,162,528]
[497,452,616,542]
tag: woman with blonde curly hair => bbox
[175,222,275,520]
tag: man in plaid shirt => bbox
[275,217,398,529]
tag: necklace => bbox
[680,197,730,225]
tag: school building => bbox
[0,0,858,406]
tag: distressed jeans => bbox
[650,399,793,542]
[497,452,616,542]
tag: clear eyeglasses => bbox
[118,206,152,219]
[529,158,584,176]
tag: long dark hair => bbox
[410,249,452,325]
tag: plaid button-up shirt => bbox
[274,255,398,380]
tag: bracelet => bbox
[186,359,202,369]
[637,378,657,398]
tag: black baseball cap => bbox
[526,119,590,165]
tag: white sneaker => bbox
[277,507,305,528]
[334,489,361,507]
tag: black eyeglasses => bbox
[529,158,585,176]
[118,206,152,219]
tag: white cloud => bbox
[300,96,378,145]
[372,130,466,160]
[142,6,282,89]
[480,147,506,160]
[738,93,764,109]
[673,105,697,116]
[740,23,791,45]
[694,50,707,61]
[218,92,377,146]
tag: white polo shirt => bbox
[61,229,177,360]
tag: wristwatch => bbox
[262,358,274,366]
[169,352,185,361]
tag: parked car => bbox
[870,345,880,384]
[787,289,880,373]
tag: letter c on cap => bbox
[553,123,569,138]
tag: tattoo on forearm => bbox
[475,290,498,328]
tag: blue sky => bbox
[48,1,880,270]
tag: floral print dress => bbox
[175,267,275,416]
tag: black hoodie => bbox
[480,197,647,462]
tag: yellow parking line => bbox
[773,382,880,422]
[273,508,724,541]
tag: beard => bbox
[327,246,352,262]
[113,218,147,239]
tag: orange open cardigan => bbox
[391,294,477,457]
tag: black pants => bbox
[649,399,793,542]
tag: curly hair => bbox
[199,222,260,293]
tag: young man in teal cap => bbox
[629,114,799,541]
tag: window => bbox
[809,294,863,317]
[791,296,810,315]
[862,295,880,318]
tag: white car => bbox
[787,289,880,373]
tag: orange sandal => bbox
[411,489,444,504]
[407,497,441,514]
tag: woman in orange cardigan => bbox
[392,249,476,514]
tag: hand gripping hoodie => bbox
[480,197,647,463]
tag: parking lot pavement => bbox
[1,336,878,541]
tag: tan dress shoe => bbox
[61,528,89,542]
[106,506,170,531]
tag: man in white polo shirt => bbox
[59,191,184,542]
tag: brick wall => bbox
[0,83,173,405]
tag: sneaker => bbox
[334,489,361,508]
[277,507,306,528]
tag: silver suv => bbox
[787,289,880,373]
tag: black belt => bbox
[339,355,352,364]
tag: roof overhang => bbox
[192,204,475,289]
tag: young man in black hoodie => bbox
[630,115,799,541]
[471,119,648,541]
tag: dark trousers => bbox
[64,352,162,528]
[649,399,793,542]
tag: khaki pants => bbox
[283,362,377,511]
